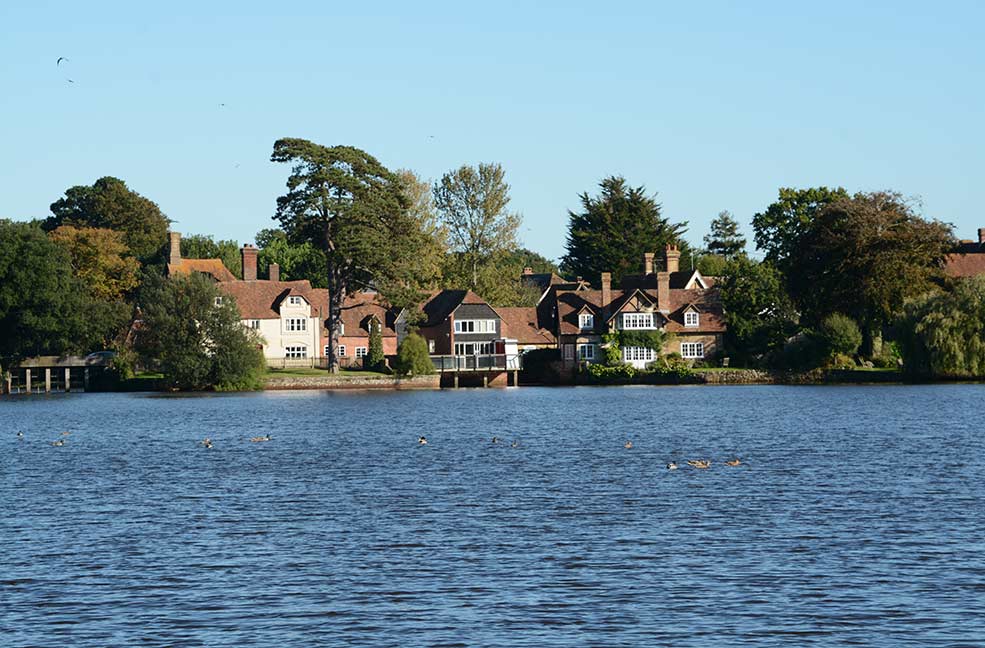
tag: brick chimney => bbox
[168,231,181,266]
[269,262,280,282]
[242,244,258,281]
[665,244,680,273]
[657,270,670,312]
[978,228,985,244]
[644,252,655,274]
[601,272,611,323]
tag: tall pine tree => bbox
[561,176,689,284]
[703,210,746,258]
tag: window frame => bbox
[285,317,307,332]
[622,346,656,363]
[684,311,700,328]
[453,319,497,334]
[284,345,308,359]
[577,343,595,361]
[680,342,705,358]
[288,295,303,306]
[621,312,655,330]
[579,312,594,330]
[355,346,368,358]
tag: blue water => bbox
[2,385,985,647]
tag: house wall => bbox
[450,304,501,353]
[246,299,323,361]
[418,321,452,355]
[667,333,722,362]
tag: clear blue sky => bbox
[2,1,983,262]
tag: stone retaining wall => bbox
[264,374,440,391]
[693,369,774,384]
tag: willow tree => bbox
[270,139,411,373]
[899,276,985,378]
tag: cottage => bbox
[549,246,725,369]
[945,228,985,278]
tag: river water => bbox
[2,385,984,647]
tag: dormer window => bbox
[288,296,303,305]
[621,312,654,329]
[579,313,594,330]
[685,311,699,327]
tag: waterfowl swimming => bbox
[667,462,678,470]
[418,436,428,445]
[250,435,272,443]
[725,458,741,467]
[50,439,65,447]
[17,431,24,439]
[687,460,711,469]
[510,440,519,448]
[61,431,71,436]
[491,436,500,444]
[200,437,211,445]
[624,441,633,449]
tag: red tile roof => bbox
[945,252,985,278]
[554,283,725,335]
[340,292,396,337]
[218,280,328,320]
[497,307,557,345]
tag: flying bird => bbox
[57,57,68,66]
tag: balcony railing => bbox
[429,354,522,372]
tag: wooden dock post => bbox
[483,374,488,388]
[453,373,459,389]
[65,367,71,392]
[25,369,31,394]
[45,368,51,393]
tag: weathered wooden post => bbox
[65,367,71,392]
[45,368,51,393]
[483,374,488,388]
[3,371,10,395]
[453,372,459,389]
[25,369,32,394]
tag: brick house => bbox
[547,246,725,369]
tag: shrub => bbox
[394,333,434,376]
[519,348,561,382]
[366,318,387,372]
[585,363,636,383]
[816,313,862,357]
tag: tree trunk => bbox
[326,257,342,374]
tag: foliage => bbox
[788,191,954,352]
[180,234,242,279]
[442,251,541,307]
[703,210,746,258]
[618,329,667,351]
[394,333,435,376]
[898,276,985,377]
[561,176,690,284]
[255,228,328,286]
[135,273,265,390]
[815,313,862,357]
[502,247,559,275]
[752,186,849,271]
[601,332,623,366]
[0,220,96,365]
[583,359,695,384]
[519,348,562,383]
[270,138,415,372]
[719,255,799,365]
[433,162,521,290]
[696,253,727,277]
[48,226,140,301]
[45,176,170,261]
[367,318,386,371]
[585,362,636,382]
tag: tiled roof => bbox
[415,289,490,326]
[554,284,725,335]
[167,258,237,282]
[497,307,557,345]
[945,251,985,278]
[521,272,568,293]
[340,292,396,337]
[218,280,328,320]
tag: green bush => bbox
[816,313,862,357]
[366,318,387,372]
[519,348,561,382]
[585,363,636,383]
[394,333,434,376]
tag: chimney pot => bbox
[242,244,258,281]
[664,244,681,273]
[644,252,655,275]
[601,272,612,324]
[269,262,280,282]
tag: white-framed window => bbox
[621,312,654,329]
[454,342,494,355]
[577,343,595,360]
[685,311,699,327]
[681,342,705,358]
[214,296,224,306]
[288,296,303,305]
[355,347,368,358]
[579,313,594,330]
[428,339,435,353]
[454,319,497,333]
[285,318,307,332]
[623,347,656,363]
[563,344,575,360]
[247,319,261,329]
[285,345,307,359]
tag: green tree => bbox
[0,220,94,368]
[367,317,385,371]
[703,210,746,258]
[898,276,985,377]
[180,234,242,279]
[394,333,435,376]
[695,253,728,277]
[442,252,542,307]
[561,176,690,284]
[136,272,265,390]
[815,313,862,357]
[501,247,560,275]
[752,186,849,272]
[789,191,954,355]
[45,176,170,261]
[255,228,328,286]
[719,255,799,365]
[48,226,140,302]
[270,138,415,373]
[433,163,521,290]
